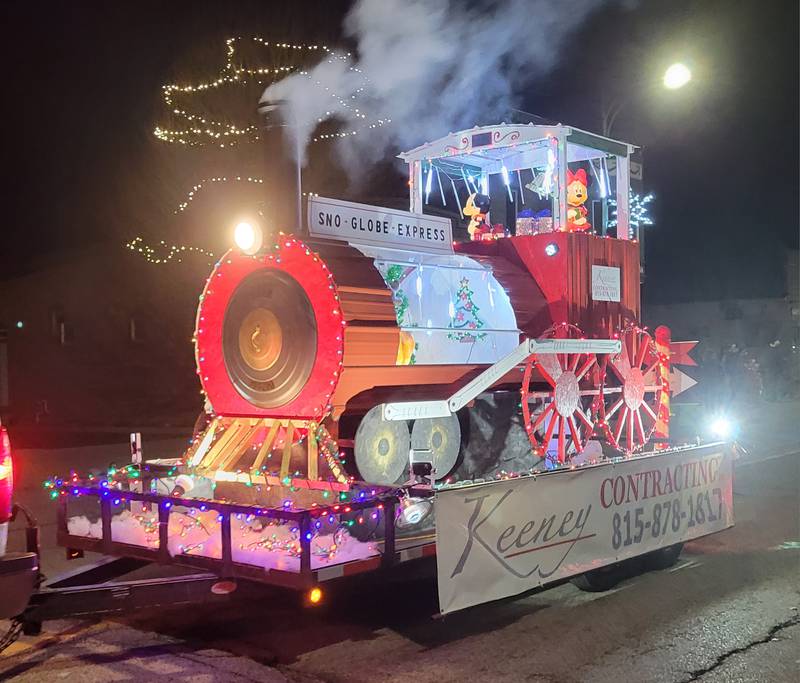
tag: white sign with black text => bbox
[435,445,734,614]
[591,265,621,302]
[308,196,453,254]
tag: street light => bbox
[663,63,692,90]
[602,62,694,137]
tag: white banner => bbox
[308,196,453,254]
[435,445,734,614]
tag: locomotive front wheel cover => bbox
[223,269,316,408]
[195,241,344,419]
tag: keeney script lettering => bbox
[450,489,594,580]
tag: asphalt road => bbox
[1,412,798,682]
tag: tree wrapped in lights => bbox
[130,37,389,266]
[154,39,338,150]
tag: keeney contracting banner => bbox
[436,445,734,614]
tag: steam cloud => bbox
[263,0,608,171]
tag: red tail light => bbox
[0,427,12,523]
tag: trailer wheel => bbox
[570,564,623,592]
[644,543,684,570]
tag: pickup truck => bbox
[0,421,39,621]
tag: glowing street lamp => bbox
[663,63,692,90]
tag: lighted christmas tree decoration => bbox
[448,277,487,342]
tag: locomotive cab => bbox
[400,123,637,242]
[400,124,642,338]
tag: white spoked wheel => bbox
[521,324,600,466]
[598,325,666,454]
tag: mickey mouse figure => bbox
[463,193,506,241]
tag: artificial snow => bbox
[67,506,378,572]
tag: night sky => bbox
[1,0,797,305]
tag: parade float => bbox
[7,111,733,628]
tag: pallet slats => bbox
[188,417,343,483]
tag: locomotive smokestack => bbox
[257,98,303,234]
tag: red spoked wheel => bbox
[521,324,600,466]
[598,325,666,454]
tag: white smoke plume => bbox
[263,0,609,170]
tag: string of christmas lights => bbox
[155,38,332,148]
[173,175,320,215]
[174,175,265,213]
[154,37,390,149]
[125,236,215,265]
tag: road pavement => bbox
[1,405,798,682]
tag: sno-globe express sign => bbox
[435,445,734,614]
[308,196,453,254]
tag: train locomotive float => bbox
[38,112,726,618]
[190,118,692,490]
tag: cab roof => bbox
[398,123,637,174]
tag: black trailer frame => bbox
[3,483,435,641]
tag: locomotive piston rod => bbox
[382,337,621,422]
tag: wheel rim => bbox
[410,415,461,481]
[599,325,665,454]
[521,324,599,466]
[353,405,409,485]
[222,269,317,409]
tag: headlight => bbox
[397,496,433,528]
[709,417,733,439]
[234,221,263,255]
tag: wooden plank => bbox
[251,419,281,472]
[213,419,253,471]
[217,419,261,472]
[200,419,243,470]
[307,426,319,481]
[185,417,220,468]
[279,421,295,481]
